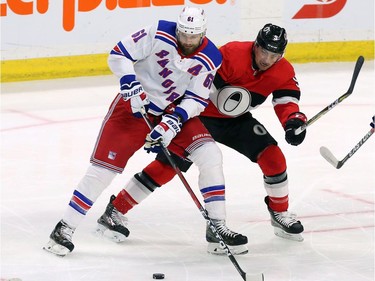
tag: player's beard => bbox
[178,42,199,56]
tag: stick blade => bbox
[245,273,265,281]
[319,146,339,169]
[347,55,364,93]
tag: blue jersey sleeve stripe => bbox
[174,107,188,123]
[184,90,209,107]
[148,102,164,115]
[110,41,136,62]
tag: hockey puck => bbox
[152,273,165,279]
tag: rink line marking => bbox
[1,103,373,132]
[1,116,101,132]
[304,224,374,234]
[321,188,374,205]
[299,209,374,219]
[248,209,373,223]
[5,108,54,122]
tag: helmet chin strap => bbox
[199,33,205,45]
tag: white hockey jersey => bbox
[108,20,222,122]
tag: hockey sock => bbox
[268,194,289,212]
[257,145,289,212]
[143,159,177,186]
[188,142,226,220]
[63,165,117,228]
[113,170,161,214]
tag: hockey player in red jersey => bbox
[105,23,307,251]
[43,6,248,257]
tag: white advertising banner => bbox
[1,0,373,61]
[283,0,374,42]
[1,0,240,60]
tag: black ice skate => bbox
[206,219,248,255]
[43,220,75,256]
[95,195,130,242]
[265,196,304,242]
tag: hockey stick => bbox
[320,128,374,169]
[294,55,365,135]
[140,109,264,281]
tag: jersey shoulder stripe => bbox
[194,52,216,71]
[155,30,178,47]
[155,20,178,47]
[110,41,136,62]
[195,39,222,71]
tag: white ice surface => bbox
[1,60,374,281]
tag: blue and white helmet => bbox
[177,6,207,35]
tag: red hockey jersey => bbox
[201,41,301,127]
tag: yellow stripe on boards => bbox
[1,41,374,83]
[285,41,374,63]
[1,54,111,82]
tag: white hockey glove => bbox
[144,114,182,153]
[120,74,150,118]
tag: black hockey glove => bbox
[284,112,307,146]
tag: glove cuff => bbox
[164,114,182,128]
[162,114,182,136]
[173,107,188,124]
[120,74,144,100]
[287,112,307,123]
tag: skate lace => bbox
[214,221,239,238]
[273,211,298,227]
[60,221,75,241]
[111,208,128,227]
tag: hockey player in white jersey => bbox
[44,6,247,257]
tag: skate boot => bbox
[95,195,130,242]
[43,220,75,256]
[265,196,304,242]
[206,219,248,255]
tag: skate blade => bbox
[207,243,248,255]
[94,223,127,243]
[273,227,304,242]
[43,239,71,256]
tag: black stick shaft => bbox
[336,129,374,169]
[294,56,364,135]
[140,110,252,280]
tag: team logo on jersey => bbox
[213,86,252,117]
